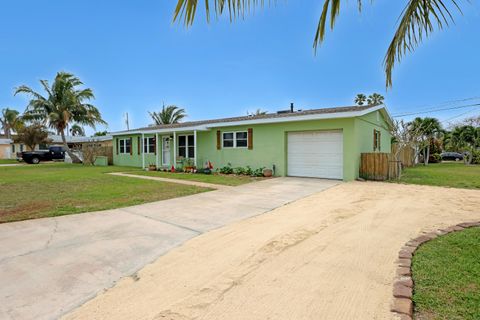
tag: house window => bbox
[119,139,131,154]
[222,132,234,148]
[223,131,248,148]
[373,130,381,151]
[20,144,24,152]
[143,137,155,154]
[178,135,195,158]
[12,145,15,153]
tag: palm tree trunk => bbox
[5,127,11,140]
[60,130,81,163]
[425,145,430,165]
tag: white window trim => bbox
[143,137,155,154]
[177,134,195,159]
[222,131,248,148]
[118,138,131,154]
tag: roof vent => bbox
[277,102,295,114]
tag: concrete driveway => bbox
[0,177,338,320]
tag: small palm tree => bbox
[173,0,463,87]
[249,108,268,116]
[149,105,187,125]
[409,117,442,165]
[15,72,106,163]
[367,93,385,106]
[354,94,367,106]
[0,108,23,139]
[70,124,85,136]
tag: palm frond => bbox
[383,0,461,87]
[173,0,269,25]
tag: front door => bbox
[162,136,171,166]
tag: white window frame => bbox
[222,131,248,148]
[177,134,195,159]
[143,137,155,154]
[118,138,131,154]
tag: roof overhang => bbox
[111,105,394,136]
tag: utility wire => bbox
[392,103,480,117]
[393,97,480,116]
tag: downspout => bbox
[173,132,176,169]
[194,130,197,168]
[142,133,145,169]
[156,133,159,168]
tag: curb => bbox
[391,221,480,319]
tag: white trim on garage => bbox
[287,130,343,180]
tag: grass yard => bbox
[0,163,210,223]
[128,170,266,186]
[412,227,480,320]
[0,159,19,164]
[398,163,480,189]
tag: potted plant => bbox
[183,158,196,173]
[148,163,157,171]
[262,168,273,177]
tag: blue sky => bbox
[1,0,479,134]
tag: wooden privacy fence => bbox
[360,153,401,181]
[391,144,415,167]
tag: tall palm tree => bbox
[367,93,385,106]
[15,72,105,163]
[69,124,85,136]
[149,105,187,125]
[173,0,462,87]
[354,94,367,106]
[0,108,23,139]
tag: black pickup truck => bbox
[21,146,65,164]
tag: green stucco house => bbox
[112,104,392,181]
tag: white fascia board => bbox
[0,139,13,144]
[203,105,385,129]
[112,126,210,136]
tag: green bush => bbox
[252,167,265,177]
[245,166,253,176]
[219,164,234,174]
[234,167,246,175]
[429,153,442,163]
[472,150,480,165]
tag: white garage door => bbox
[287,130,343,179]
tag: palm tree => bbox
[0,108,23,139]
[449,125,480,164]
[149,105,187,125]
[15,72,105,163]
[173,0,462,87]
[249,108,268,116]
[354,94,367,106]
[409,117,442,165]
[70,124,85,136]
[367,93,385,106]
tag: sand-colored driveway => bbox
[0,177,337,320]
[64,182,480,320]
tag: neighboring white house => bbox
[0,134,113,159]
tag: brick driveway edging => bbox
[391,221,480,319]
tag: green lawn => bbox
[128,170,266,186]
[412,227,480,320]
[398,163,480,189]
[0,159,19,164]
[0,163,210,223]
